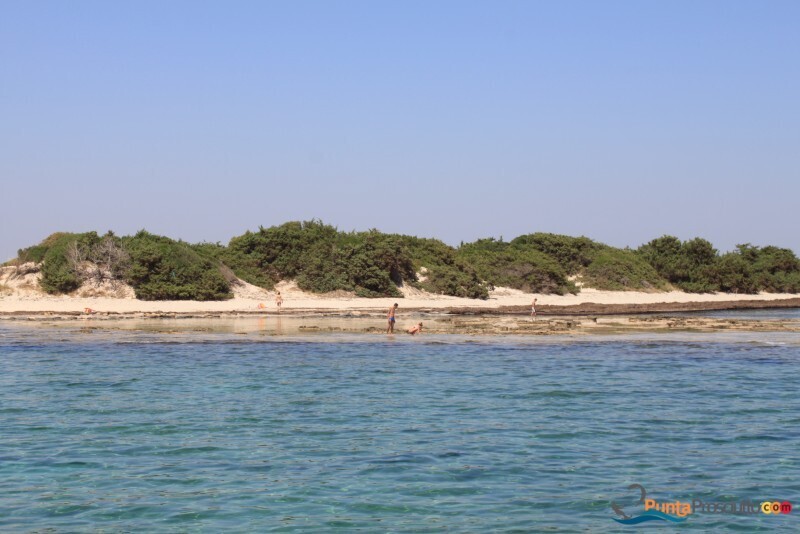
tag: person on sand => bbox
[275,291,283,312]
[387,303,398,334]
[531,298,537,320]
[407,322,423,335]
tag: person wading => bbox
[387,303,398,334]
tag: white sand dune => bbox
[1,266,797,314]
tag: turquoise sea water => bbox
[1,323,799,532]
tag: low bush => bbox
[123,231,232,300]
[638,237,800,294]
[400,236,489,299]
[751,246,800,293]
[225,222,422,298]
[39,233,83,294]
[638,236,718,292]
[714,251,758,293]
[14,225,800,300]
[457,238,574,295]
[583,249,670,291]
[510,233,601,274]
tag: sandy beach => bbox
[2,268,799,317]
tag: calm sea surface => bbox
[1,322,799,532]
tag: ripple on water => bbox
[1,327,799,531]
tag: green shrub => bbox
[638,238,800,294]
[638,236,719,292]
[15,232,80,268]
[344,232,416,297]
[220,232,281,290]
[458,234,674,294]
[510,233,601,274]
[457,238,575,295]
[225,223,488,299]
[748,245,800,293]
[16,245,49,264]
[401,236,489,299]
[37,232,111,294]
[583,249,670,291]
[39,233,82,294]
[123,231,232,300]
[16,225,800,300]
[714,251,757,293]
[224,222,424,298]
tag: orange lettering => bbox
[679,502,692,517]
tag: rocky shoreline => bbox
[1,300,798,337]
[497,297,800,315]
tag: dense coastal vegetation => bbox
[8,221,800,300]
[16,231,232,300]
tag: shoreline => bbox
[494,297,800,316]
[2,313,798,338]
[2,280,799,336]
[2,297,799,338]
[1,297,799,319]
[2,278,800,314]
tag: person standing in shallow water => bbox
[531,298,537,320]
[275,291,283,312]
[387,303,398,334]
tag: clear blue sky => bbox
[2,1,799,261]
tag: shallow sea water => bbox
[1,322,799,532]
